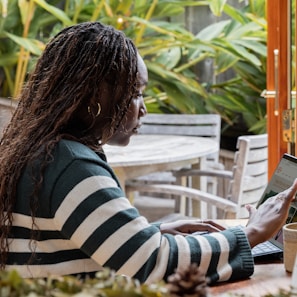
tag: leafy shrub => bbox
[0,0,267,135]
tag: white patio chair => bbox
[129,113,223,198]
[0,98,17,136]
[127,134,268,221]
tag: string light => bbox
[117,17,124,24]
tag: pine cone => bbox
[167,263,209,297]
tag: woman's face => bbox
[107,54,148,146]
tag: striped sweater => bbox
[7,139,254,284]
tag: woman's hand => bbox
[244,178,297,248]
[160,219,225,236]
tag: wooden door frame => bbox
[266,0,291,177]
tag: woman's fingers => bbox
[279,178,297,205]
[246,204,256,216]
[202,220,226,231]
[184,220,225,234]
[160,219,226,236]
[245,179,297,247]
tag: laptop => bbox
[250,153,297,259]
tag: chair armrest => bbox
[173,168,233,179]
[126,182,238,214]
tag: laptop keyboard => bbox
[251,240,283,257]
[236,225,283,258]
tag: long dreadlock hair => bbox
[0,22,139,268]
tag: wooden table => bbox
[210,219,296,296]
[104,134,219,192]
[210,261,292,297]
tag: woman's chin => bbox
[107,134,133,147]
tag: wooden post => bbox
[266,0,289,177]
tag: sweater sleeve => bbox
[50,157,254,284]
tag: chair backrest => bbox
[228,134,268,218]
[139,113,221,162]
[0,98,16,136]
[127,133,268,221]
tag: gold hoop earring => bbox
[95,102,101,117]
[87,103,101,118]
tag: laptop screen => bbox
[256,153,297,243]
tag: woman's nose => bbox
[139,100,147,117]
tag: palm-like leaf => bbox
[0,0,267,135]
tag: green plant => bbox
[0,0,267,136]
[0,268,169,297]
[0,0,207,100]
[0,268,296,297]
[197,0,267,134]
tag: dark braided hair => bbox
[0,22,139,268]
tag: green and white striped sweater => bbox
[7,139,254,284]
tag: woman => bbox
[0,21,296,284]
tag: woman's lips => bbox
[133,124,142,133]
